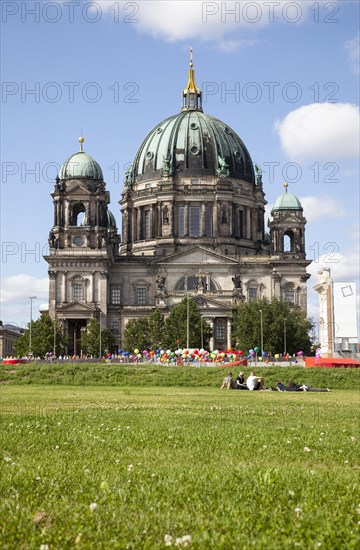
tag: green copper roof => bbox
[272,192,303,211]
[131,110,255,183]
[59,151,103,180]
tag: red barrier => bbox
[305,357,360,368]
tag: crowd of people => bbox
[221,371,331,392]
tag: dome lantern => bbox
[182,48,202,112]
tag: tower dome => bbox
[59,137,103,181]
[272,184,303,211]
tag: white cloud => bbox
[345,33,360,76]
[300,196,346,222]
[85,1,324,44]
[266,195,346,223]
[0,275,48,326]
[275,103,360,160]
[217,38,258,53]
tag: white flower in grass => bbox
[294,507,302,516]
[182,535,192,547]
[4,457,12,462]
[164,534,173,546]
[127,464,134,472]
[175,538,183,546]
[303,447,311,452]
[40,545,49,550]
[89,502,97,512]
[289,490,295,497]
[351,436,356,442]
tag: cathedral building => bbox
[44,54,311,354]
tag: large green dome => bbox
[272,191,303,211]
[131,110,255,183]
[59,151,103,181]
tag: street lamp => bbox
[186,292,190,349]
[99,314,102,358]
[284,318,287,356]
[29,296,37,356]
[259,309,263,358]
[53,315,56,358]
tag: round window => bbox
[73,236,84,247]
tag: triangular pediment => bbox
[192,294,232,311]
[66,185,92,196]
[152,246,240,266]
[57,301,97,313]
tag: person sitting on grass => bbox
[236,371,249,390]
[220,371,237,390]
[246,371,264,391]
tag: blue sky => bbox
[1,0,359,335]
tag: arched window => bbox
[176,275,218,292]
[283,230,294,252]
[72,203,86,226]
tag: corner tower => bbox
[268,183,310,311]
[44,137,120,354]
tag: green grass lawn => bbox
[1,385,359,549]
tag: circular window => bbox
[224,126,231,135]
[156,127,163,134]
[190,122,198,130]
[190,146,200,156]
[73,236,84,247]
[234,150,241,159]
[146,151,154,160]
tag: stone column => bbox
[62,272,67,303]
[208,318,214,351]
[227,318,232,350]
[169,202,174,236]
[212,203,218,238]
[246,207,251,239]
[184,204,189,236]
[91,271,96,303]
[131,208,137,243]
[200,203,206,236]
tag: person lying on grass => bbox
[276,381,331,392]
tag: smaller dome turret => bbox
[59,137,103,181]
[272,183,302,211]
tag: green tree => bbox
[123,309,166,352]
[231,298,314,355]
[80,319,116,357]
[123,317,152,352]
[14,315,67,358]
[163,298,212,350]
